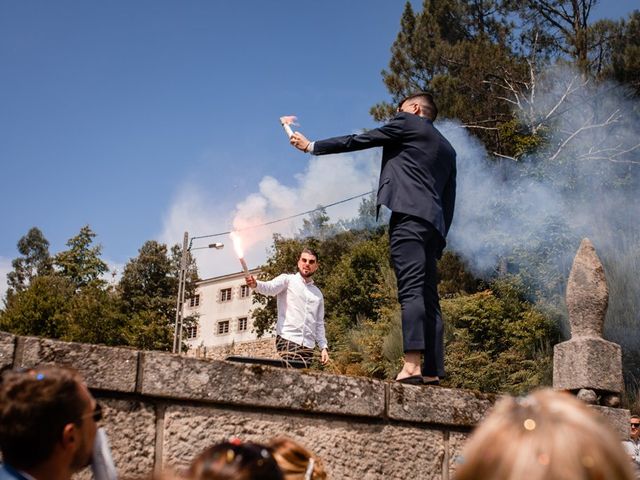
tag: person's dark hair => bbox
[0,366,88,470]
[189,440,284,480]
[398,92,438,121]
[300,248,318,262]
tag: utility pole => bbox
[172,232,189,354]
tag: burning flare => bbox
[230,232,249,275]
[279,115,297,138]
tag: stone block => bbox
[19,336,138,392]
[75,399,156,480]
[140,352,384,418]
[449,431,471,479]
[0,332,15,371]
[162,403,445,479]
[553,337,623,392]
[591,405,630,440]
[388,383,496,427]
[566,238,608,337]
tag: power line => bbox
[189,189,375,249]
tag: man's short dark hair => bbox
[399,92,438,121]
[0,366,88,470]
[300,247,318,262]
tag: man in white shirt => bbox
[623,415,640,476]
[246,248,329,367]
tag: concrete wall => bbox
[0,331,495,479]
[0,331,629,479]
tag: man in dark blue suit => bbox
[290,92,456,385]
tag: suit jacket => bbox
[314,112,457,251]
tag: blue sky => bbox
[1,1,638,297]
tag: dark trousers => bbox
[389,212,445,378]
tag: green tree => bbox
[120,241,176,317]
[322,235,391,335]
[443,278,560,394]
[0,275,74,338]
[371,0,531,157]
[609,11,640,94]
[118,240,197,351]
[54,226,108,289]
[5,227,52,302]
[62,285,126,346]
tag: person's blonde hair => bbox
[455,389,636,480]
[269,437,327,480]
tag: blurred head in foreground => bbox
[455,388,636,480]
[269,437,327,480]
[189,440,283,480]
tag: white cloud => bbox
[159,150,380,280]
[101,258,126,286]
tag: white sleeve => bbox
[315,296,327,349]
[253,274,289,297]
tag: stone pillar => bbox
[553,238,624,405]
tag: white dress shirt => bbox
[253,272,327,350]
[623,439,640,465]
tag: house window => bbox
[189,294,200,308]
[240,284,250,298]
[238,317,248,331]
[185,325,198,339]
[217,320,230,335]
[220,288,232,302]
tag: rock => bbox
[577,389,598,404]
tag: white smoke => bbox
[438,65,640,346]
[160,149,380,279]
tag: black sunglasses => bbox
[81,402,103,423]
[631,423,640,428]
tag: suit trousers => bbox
[389,212,445,378]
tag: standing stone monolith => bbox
[553,238,623,396]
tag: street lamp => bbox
[172,232,224,354]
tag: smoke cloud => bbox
[439,65,640,349]
[159,149,379,279]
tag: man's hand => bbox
[245,275,257,288]
[290,132,311,153]
[321,348,330,365]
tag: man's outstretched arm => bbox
[289,113,408,155]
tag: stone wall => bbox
[0,330,629,479]
[0,332,494,479]
[190,337,278,361]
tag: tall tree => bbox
[119,241,176,317]
[517,0,597,73]
[0,275,74,338]
[371,0,533,157]
[5,227,52,300]
[54,226,108,289]
[118,240,197,351]
[609,11,640,95]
